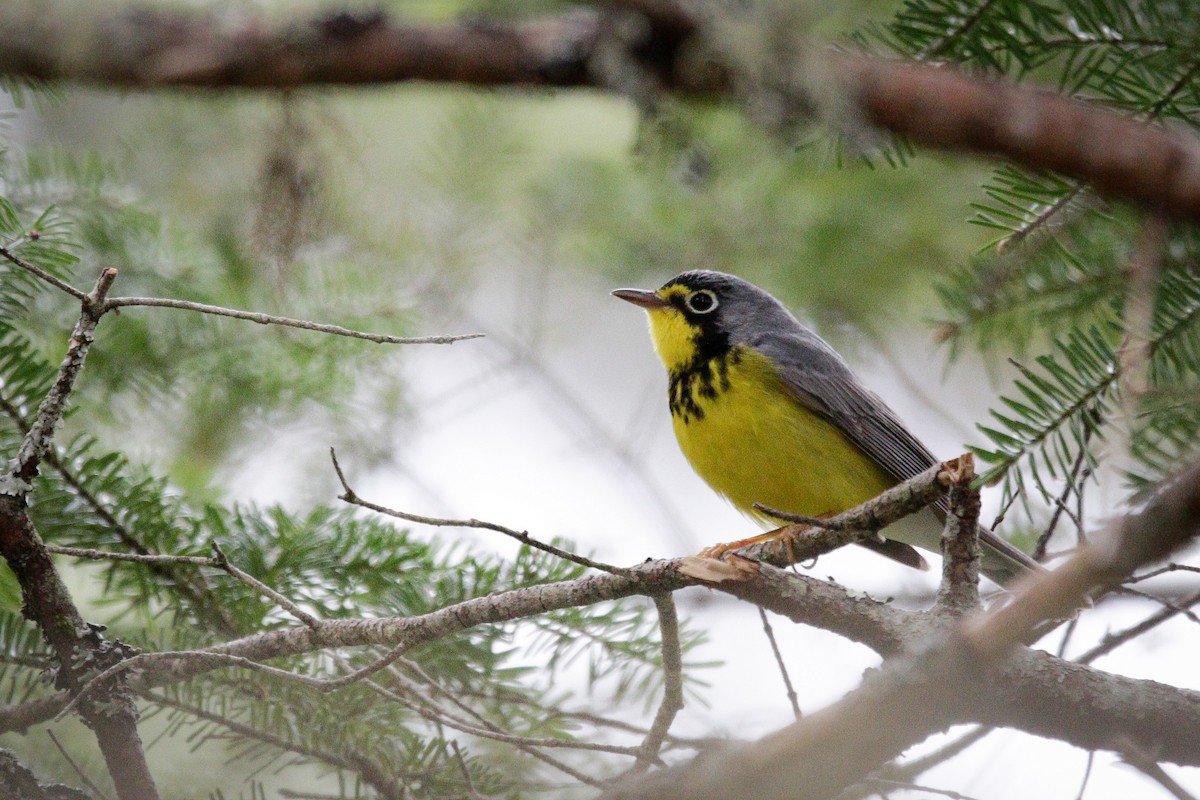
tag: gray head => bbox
[612,270,810,365]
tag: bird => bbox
[613,269,1039,585]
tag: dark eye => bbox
[686,290,718,314]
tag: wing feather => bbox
[752,330,937,482]
[752,329,1040,583]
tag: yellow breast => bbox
[671,347,897,524]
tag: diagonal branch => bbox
[0,268,159,800]
[598,458,1200,800]
[8,269,116,486]
[0,243,89,302]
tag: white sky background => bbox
[231,261,1200,800]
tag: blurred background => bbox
[1,0,1197,797]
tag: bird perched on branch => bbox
[614,270,1038,585]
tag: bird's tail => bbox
[977,525,1043,587]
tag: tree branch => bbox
[598,458,1200,800]
[630,594,685,771]
[8,268,115,486]
[105,295,481,345]
[0,3,609,90]
[936,455,981,614]
[4,5,1200,222]
[0,269,159,800]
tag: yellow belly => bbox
[673,348,897,524]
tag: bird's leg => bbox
[697,523,811,560]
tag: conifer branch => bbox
[5,6,1200,221]
[599,459,1200,800]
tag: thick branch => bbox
[843,57,1200,221]
[0,270,159,800]
[0,3,608,89]
[4,6,1200,221]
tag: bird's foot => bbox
[696,524,805,561]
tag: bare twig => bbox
[1111,584,1200,624]
[451,741,488,800]
[211,541,320,628]
[1035,441,1092,560]
[1076,589,1200,665]
[45,544,212,565]
[1075,750,1096,800]
[105,295,482,345]
[47,730,113,800]
[1055,615,1080,658]
[0,243,89,301]
[1129,563,1200,582]
[1119,743,1199,800]
[630,594,685,772]
[857,779,983,800]
[331,448,631,575]
[758,605,801,720]
[45,541,321,629]
[869,726,995,790]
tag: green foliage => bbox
[0,407,709,796]
[971,257,1200,514]
[970,325,1112,506]
[0,89,715,797]
[3,0,1200,795]
[849,0,1200,532]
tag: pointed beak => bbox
[612,288,669,309]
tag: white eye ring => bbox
[685,290,718,314]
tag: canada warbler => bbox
[613,269,1038,585]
